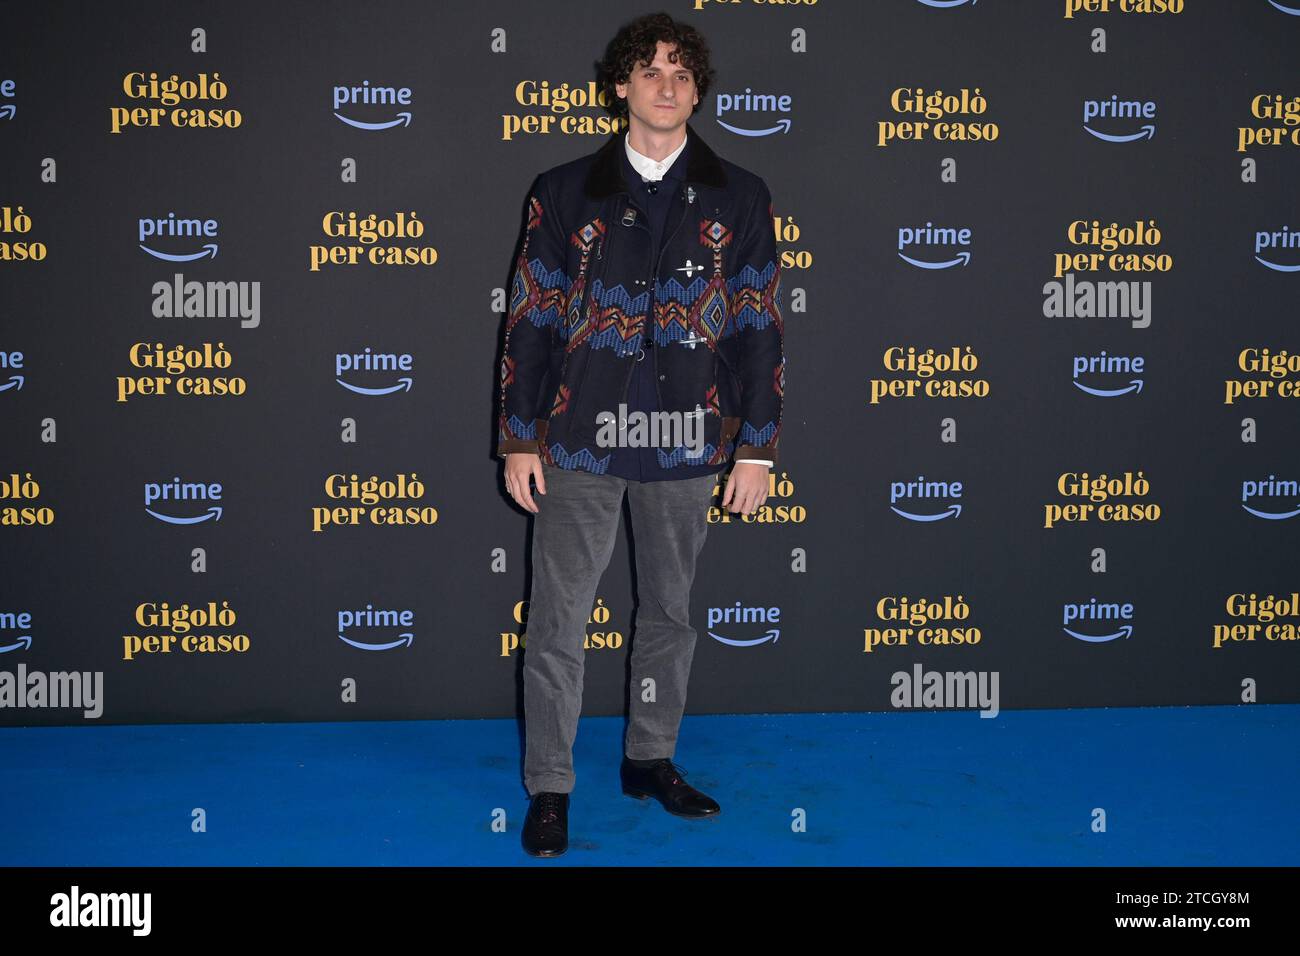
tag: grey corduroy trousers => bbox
[521,461,716,795]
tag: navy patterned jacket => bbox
[496,121,785,475]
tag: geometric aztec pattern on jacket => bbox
[497,122,784,475]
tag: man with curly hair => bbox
[499,12,785,857]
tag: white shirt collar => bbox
[624,130,687,183]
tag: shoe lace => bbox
[534,792,564,824]
[656,759,688,786]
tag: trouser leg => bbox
[522,463,626,795]
[623,472,717,761]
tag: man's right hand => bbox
[504,452,546,513]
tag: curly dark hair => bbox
[595,12,716,120]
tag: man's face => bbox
[615,40,699,134]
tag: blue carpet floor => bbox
[1,704,1296,866]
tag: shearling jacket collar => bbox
[583,121,728,200]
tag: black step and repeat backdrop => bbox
[3,0,1298,727]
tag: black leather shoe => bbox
[522,791,569,857]
[621,758,720,817]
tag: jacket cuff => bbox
[498,418,550,458]
[497,438,542,457]
[733,444,778,468]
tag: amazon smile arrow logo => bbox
[338,632,415,651]
[890,503,962,522]
[1084,124,1155,143]
[336,377,414,395]
[0,635,33,654]
[145,505,223,525]
[1073,378,1144,397]
[708,628,780,647]
[716,117,792,137]
[1242,500,1300,520]
[1254,255,1300,272]
[898,250,971,269]
[1065,624,1133,643]
[334,111,412,130]
[140,242,219,262]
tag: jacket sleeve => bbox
[728,177,785,468]
[497,172,571,457]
